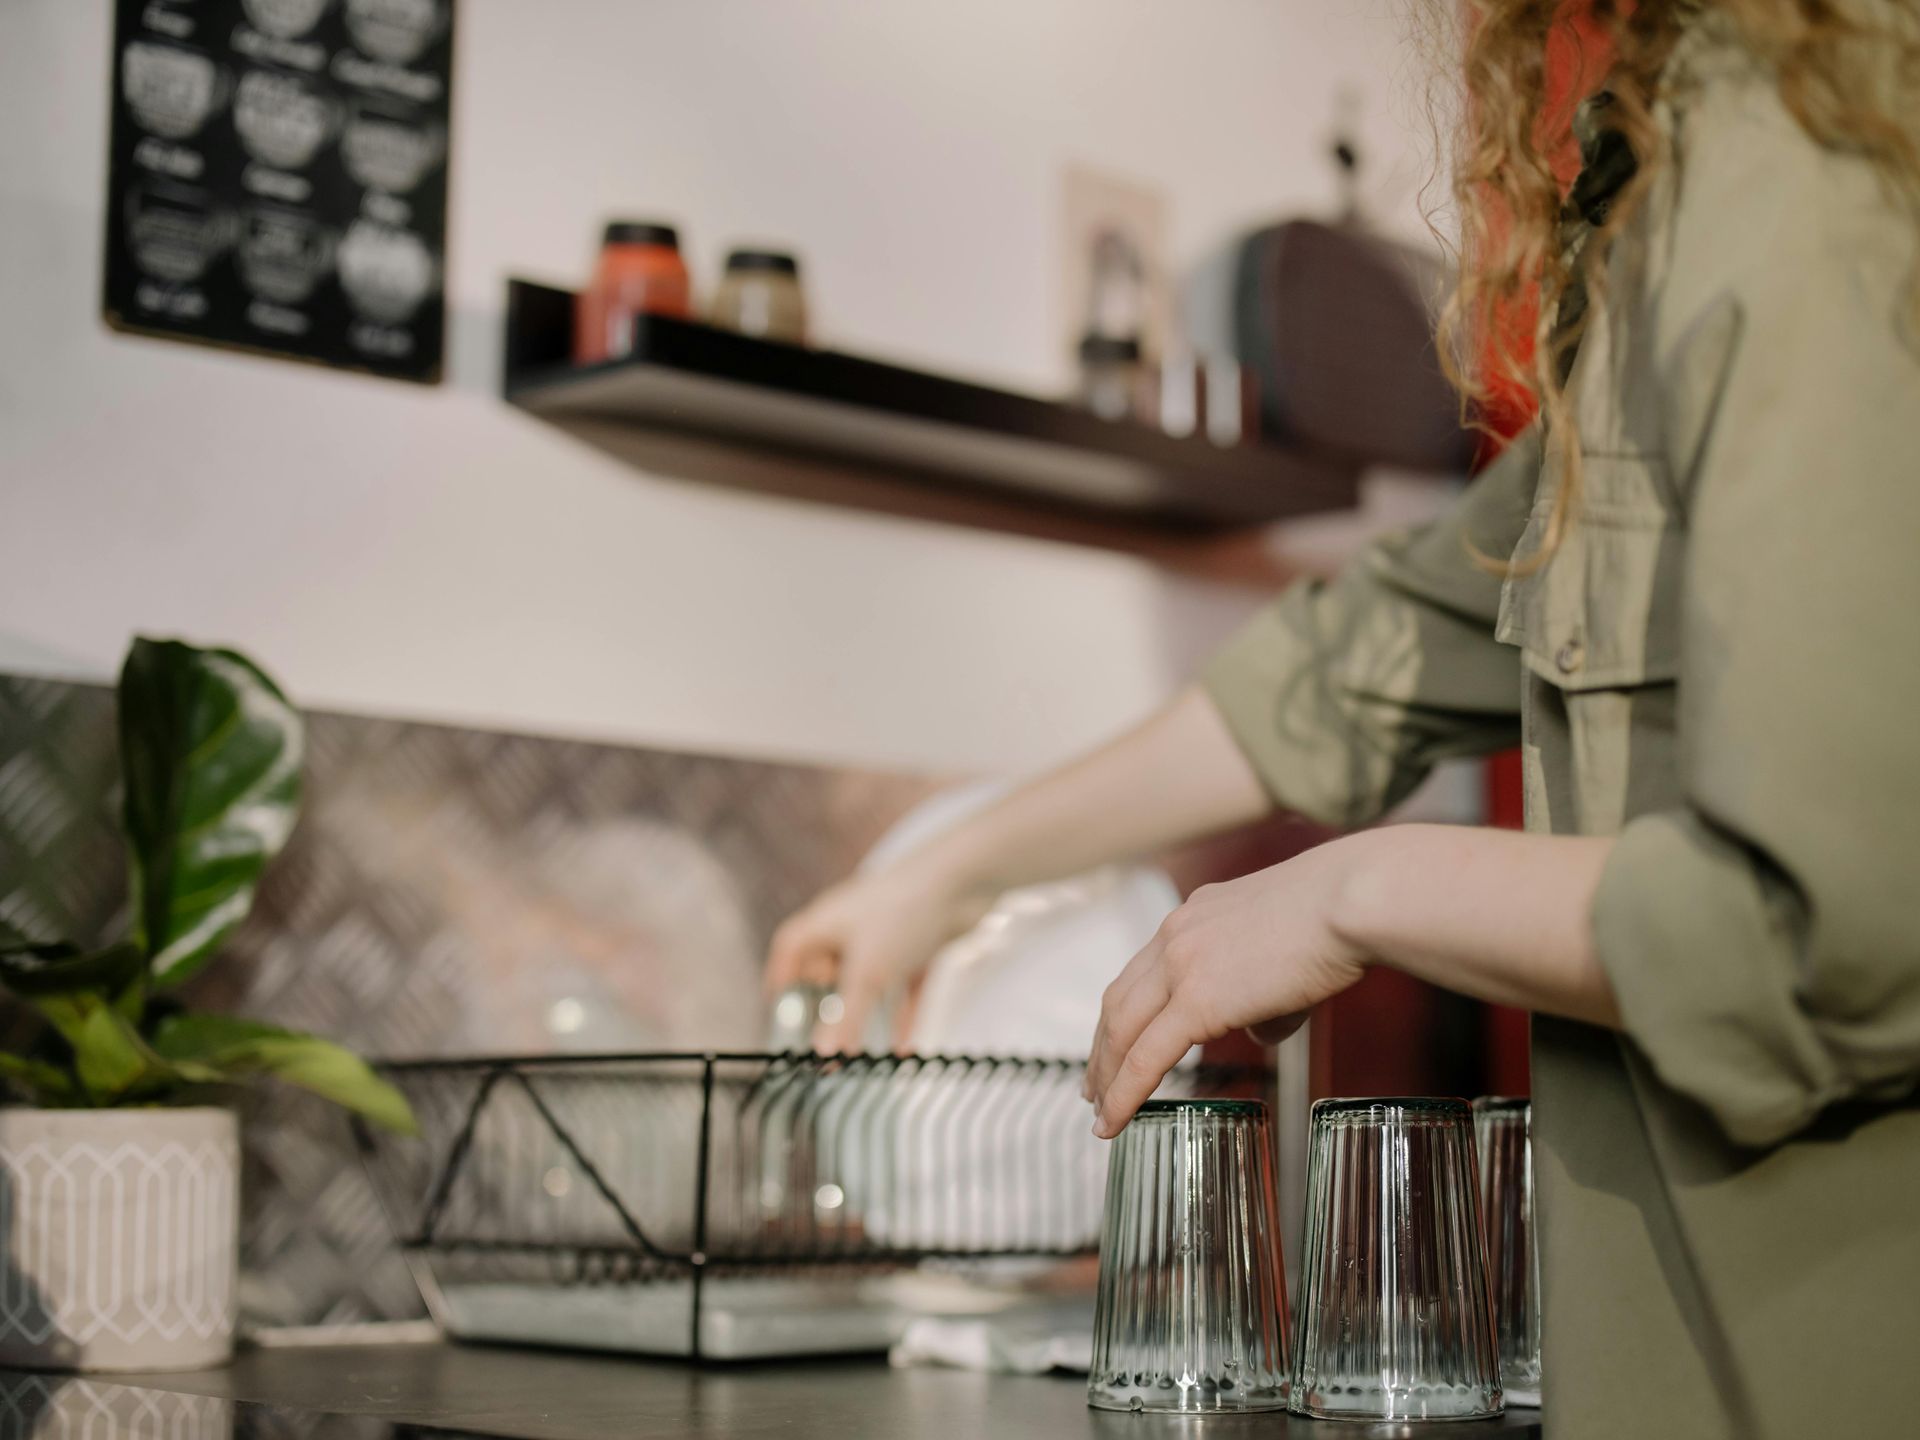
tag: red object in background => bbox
[1476,4,1618,446]
[1316,968,1470,1097]
[574,220,693,365]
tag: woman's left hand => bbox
[1085,822,1622,1137]
[1084,833,1375,1138]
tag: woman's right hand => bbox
[764,855,989,1052]
[764,688,1276,1053]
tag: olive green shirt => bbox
[1202,25,1920,1439]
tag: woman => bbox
[769,3,1920,1434]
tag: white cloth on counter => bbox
[888,1299,1095,1375]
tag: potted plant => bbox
[0,638,414,1372]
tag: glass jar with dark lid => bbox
[575,218,692,364]
[603,220,680,249]
[710,247,808,344]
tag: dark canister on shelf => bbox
[710,248,808,344]
[575,220,692,364]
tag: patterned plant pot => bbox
[0,1107,238,1372]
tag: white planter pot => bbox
[0,1107,238,1372]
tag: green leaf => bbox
[119,638,303,987]
[0,942,146,998]
[33,995,221,1103]
[0,1053,77,1105]
[151,1013,289,1059]
[247,1037,416,1134]
[153,1015,416,1134]
[72,1002,149,1098]
[31,993,93,1052]
[0,915,40,950]
[0,917,79,972]
[114,974,148,1026]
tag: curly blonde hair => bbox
[1430,0,1920,566]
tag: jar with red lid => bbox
[574,220,692,364]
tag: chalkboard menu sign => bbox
[102,0,454,384]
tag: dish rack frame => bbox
[353,1050,1269,1360]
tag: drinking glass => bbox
[1087,1099,1290,1413]
[1291,1097,1502,1421]
[1474,1096,1542,1407]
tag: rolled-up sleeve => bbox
[1201,431,1536,828]
[1592,71,1920,1147]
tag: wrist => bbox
[1324,825,1431,970]
[894,834,998,922]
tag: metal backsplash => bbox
[0,673,938,1327]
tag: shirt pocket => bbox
[1496,455,1686,692]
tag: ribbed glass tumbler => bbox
[1474,1096,1542,1407]
[1087,1099,1290,1414]
[1291,1097,1502,1421]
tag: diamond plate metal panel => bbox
[0,673,937,1326]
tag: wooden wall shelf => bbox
[502,278,1359,577]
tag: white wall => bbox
[0,0,1440,776]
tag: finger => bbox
[1093,1005,1199,1139]
[1246,1011,1308,1047]
[764,916,813,998]
[768,913,844,1006]
[1084,963,1158,1102]
[889,971,929,1055]
[815,967,882,1055]
[1084,961,1144,1098]
[1085,963,1170,1109]
[1083,934,1165,1099]
[1105,925,1167,998]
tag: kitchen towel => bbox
[888,1302,1095,1375]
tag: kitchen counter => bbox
[4,1341,1541,1439]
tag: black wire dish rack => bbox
[354,1051,1268,1361]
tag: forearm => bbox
[1330,824,1621,1028]
[916,686,1272,899]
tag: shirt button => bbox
[1555,639,1584,674]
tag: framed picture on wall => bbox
[101,0,454,384]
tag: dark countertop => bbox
[4,1341,1543,1439]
